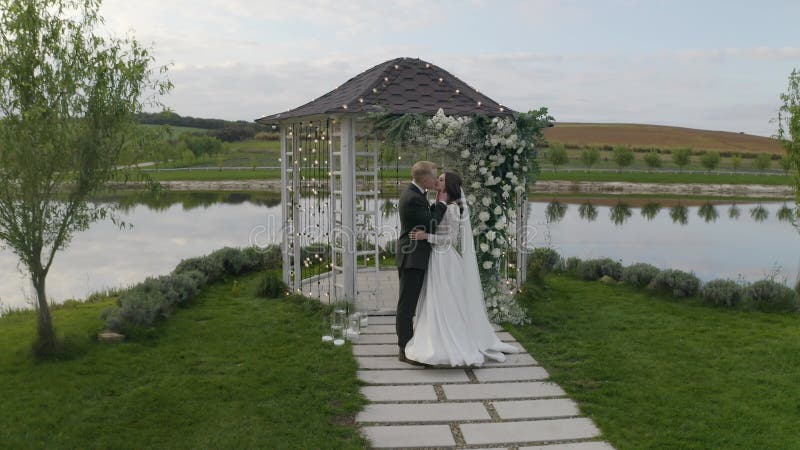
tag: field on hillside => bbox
[544,123,783,154]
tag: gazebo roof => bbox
[256,57,515,123]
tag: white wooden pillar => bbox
[340,117,357,301]
[280,124,290,286]
[516,191,528,289]
[292,125,302,293]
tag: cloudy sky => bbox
[100,0,799,137]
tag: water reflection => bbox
[729,204,741,219]
[698,203,719,223]
[750,205,769,222]
[545,201,568,223]
[641,202,662,221]
[578,202,598,221]
[609,202,632,225]
[669,205,689,225]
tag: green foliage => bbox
[547,143,569,171]
[612,146,634,172]
[580,147,600,171]
[777,68,800,202]
[622,263,661,288]
[650,269,701,298]
[744,279,799,312]
[698,203,719,222]
[700,151,721,171]
[731,154,742,171]
[256,271,287,298]
[609,202,632,225]
[701,279,743,307]
[578,202,598,221]
[576,258,623,281]
[672,148,692,171]
[181,133,222,157]
[754,153,772,171]
[564,257,582,273]
[644,151,662,172]
[641,202,662,220]
[545,201,567,222]
[528,247,562,274]
[0,0,170,353]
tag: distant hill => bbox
[543,123,783,154]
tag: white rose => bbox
[461,150,470,158]
[479,211,490,222]
[479,167,487,175]
[483,261,493,269]
[486,230,496,241]
[481,197,491,206]
[495,221,507,230]
[479,160,485,166]
[480,243,489,252]
[502,191,510,199]
[491,248,502,258]
[469,164,477,171]
[467,194,476,203]
[494,206,502,215]
[471,181,481,189]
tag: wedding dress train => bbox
[404,198,520,367]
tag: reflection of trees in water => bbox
[750,204,769,222]
[108,191,282,212]
[640,202,662,220]
[698,203,719,223]
[777,204,795,222]
[578,202,598,221]
[728,204,741,219]
[545,201,568,223]
[669,204,689,225]
[609,202,632,225]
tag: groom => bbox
[396,161,447,366]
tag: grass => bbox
[0,272,367,449]
[506,274,800,450]
[536,170,794,186]
[543,122,783,154]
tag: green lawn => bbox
[536,170,794,186]
[0,273,367,449]
[506,275,800,450]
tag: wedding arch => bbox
[256,57,551,324]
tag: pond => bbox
[1,191,798,312]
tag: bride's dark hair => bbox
[444,171,464,216]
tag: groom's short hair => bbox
[412,161,436,181]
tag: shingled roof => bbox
[256,57,515,123]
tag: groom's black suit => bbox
[396,183,447,351]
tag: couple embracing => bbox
[395,161,519,368]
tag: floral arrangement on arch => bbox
[373,107,552,324]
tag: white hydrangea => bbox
[491,248,502,258]
[471,181,481,189]
[482,197,491,206]
[461,150,470,158]
[480,243,489,252]
[469,164,477,171]
[467,194,476,203]
[483,261,493,269]
[479,211,490,222]
[479,167,487,175]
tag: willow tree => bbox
[778,69,800,202]
[0,0,170,353]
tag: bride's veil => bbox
[458,188,494,326]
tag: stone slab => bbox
[495,331,516,342]
[520,442,615,450]
[352,344,398,356]
[357,356,426,370]
[360,385,438,402]
[492,398,581,420]
[361,424,455,448]
[461,418,601,445]
[355,334,398,345]
[443,382,565,400]
[473,366,550,382]
[361,324,396,334]
[492,323,504,331]
[356,402,490,423]
[366,315,396,325]
[483,353,539,367]
[358,369,469,384]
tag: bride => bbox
[404,171,520,367]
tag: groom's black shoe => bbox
[399,350,432,368]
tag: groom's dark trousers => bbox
[396,183,447,351]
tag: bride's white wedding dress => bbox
[404,193,520,367]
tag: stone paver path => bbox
[353,314,615,449]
